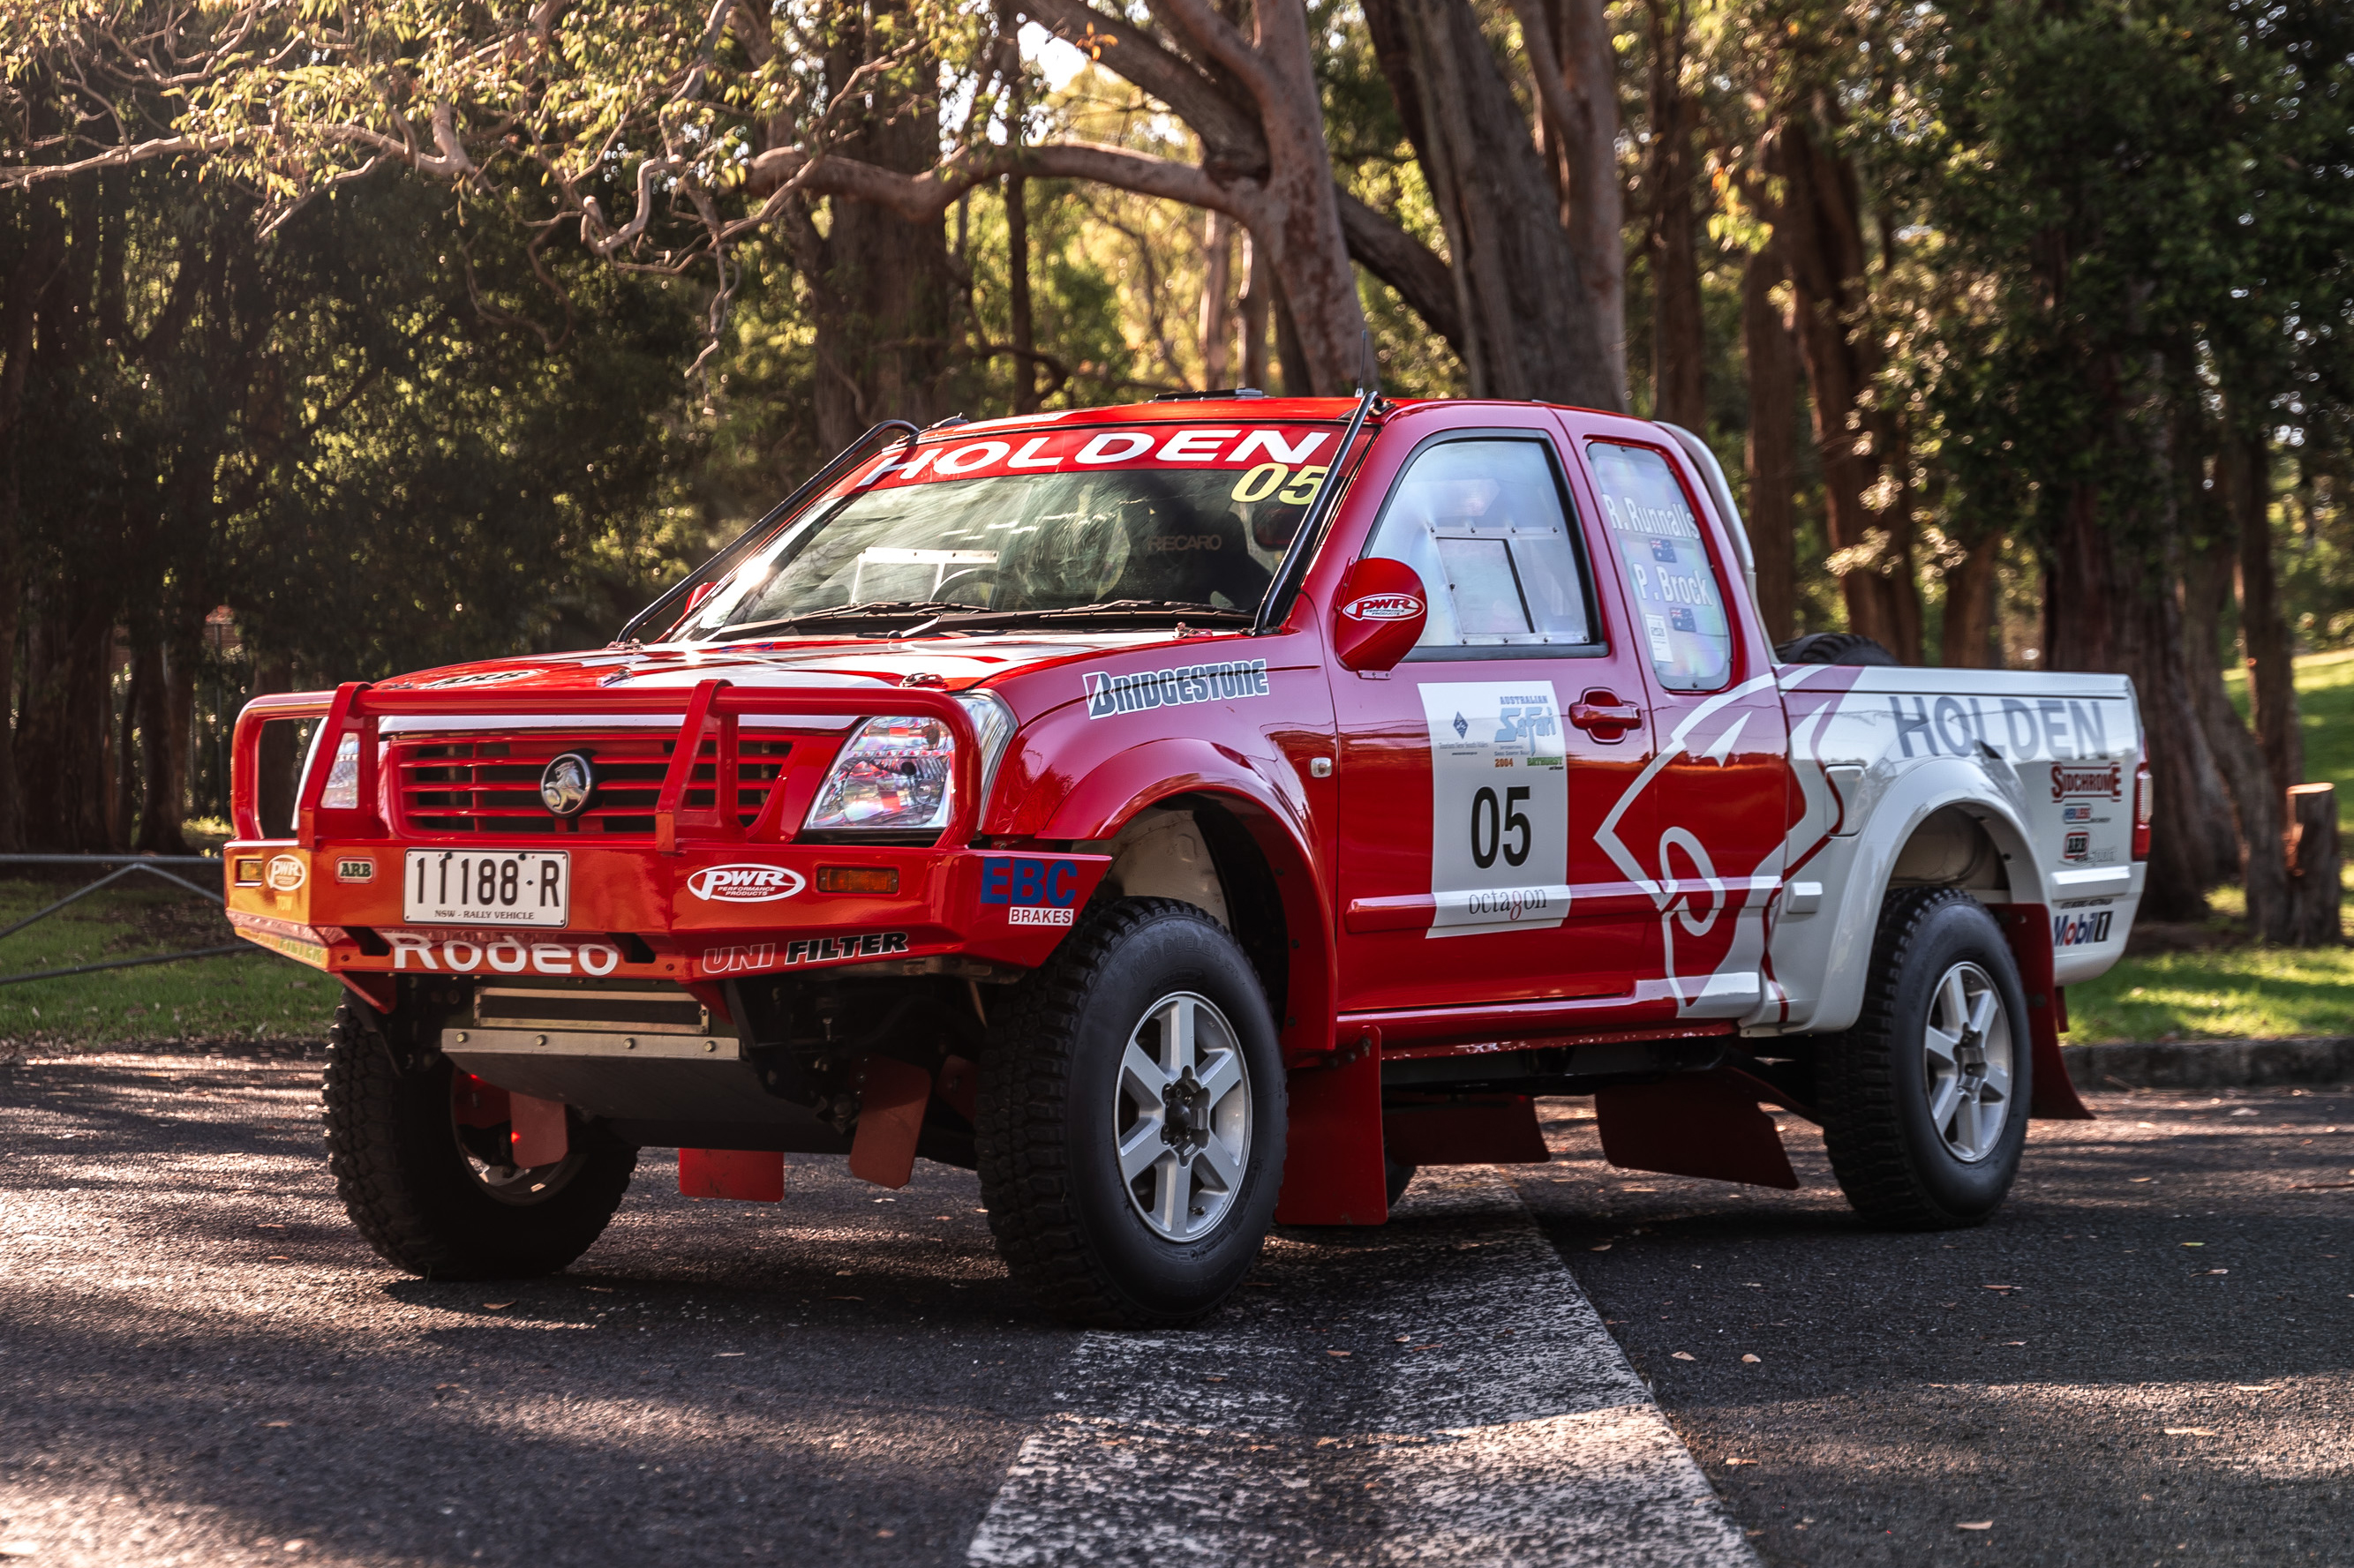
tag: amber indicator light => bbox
[234,858,265,885]
[816,866,899,896]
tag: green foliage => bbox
[2065,944,2354,1043]
[0,878,317,1047]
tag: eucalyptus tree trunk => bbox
[1511,0,1626,402]
[1643,0,1706,430]
[1360,0,1621,409]
[1764,116,1921,660]
[796,11,959,447]
[1741,246,1798,643]
[2223,418,2301,795]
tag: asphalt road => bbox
[1,1046,2348,1567]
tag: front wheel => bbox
[1816,889,2032,1228]
[976,898,1286,1327]
[322,999,636,1279]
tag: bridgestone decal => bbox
[1083,659,1269,720]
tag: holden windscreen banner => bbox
[855,424,1342,490]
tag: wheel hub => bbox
[1160,1071,1212,1160]
[1114,991,1252,1242]
[1921,959,2014,1164]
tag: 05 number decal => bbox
[1420,683,1570,934]
[1469,785,1533,869]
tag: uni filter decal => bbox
[1418,681,1572,935]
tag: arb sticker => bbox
[686,864,807,903]
[335,857,375,884]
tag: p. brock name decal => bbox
[1084,658,1269,720]
[1418,682,1573,935]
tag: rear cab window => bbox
[1583,441,1733,691]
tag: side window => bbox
[1361,439,1595,650]
[1585,441,1732,690]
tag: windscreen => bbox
[673,421,1342,639]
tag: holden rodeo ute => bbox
[225,388,2147,1327]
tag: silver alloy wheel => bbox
[1114,991,1252,1242]
[1922,960,2014,1162]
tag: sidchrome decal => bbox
[685,864,806,903]
[1084,658,1269,720]
[2052,761,2124,801]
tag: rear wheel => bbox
[977,898,1286,1327]
[1816,889,2031,1228]
[322,999,636,1279]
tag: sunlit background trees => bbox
[4,0,2352,934]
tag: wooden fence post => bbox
[2284,782,2342,947]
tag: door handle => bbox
[1569,691,1641,740]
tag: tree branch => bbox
[1335,189,1463,353]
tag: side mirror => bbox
[1331,557,1429,672]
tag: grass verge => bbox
[0,873,329,1051]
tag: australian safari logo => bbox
[685,864,806,903]
[1341,591,1423,622]
[2051,761,2123,802]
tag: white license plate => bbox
[402,850,570,927]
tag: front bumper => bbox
[224,840,1110,988]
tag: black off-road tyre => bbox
[1776,631,1898,666]
[976,897,1286,1328]
[1816,889,2033,1229]
[321,999,636,1279]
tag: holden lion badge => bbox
[539,753,595,818]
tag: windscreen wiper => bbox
[921,600,1253,632]
[705,601,986,641]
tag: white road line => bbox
[966,1167,1756,1567]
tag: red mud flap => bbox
[847,1055,933,1190]
[509,1092,571,1168]
[1993,903,2095,1120]
[679,1148,785,1202]
[1383,1095,1550,1166]
[1595,1070,1799,1189]
[1276,1036,1388,1226]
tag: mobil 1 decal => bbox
[1418,682,1572,935]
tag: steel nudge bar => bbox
[229,680,985,852]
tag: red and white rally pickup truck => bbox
[225,390,2147,1325]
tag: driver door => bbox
[1332,428,1658,1017]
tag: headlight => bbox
[320,734,362,810]
[803,693,1014,837]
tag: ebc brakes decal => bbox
[1417,682,1572,935]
